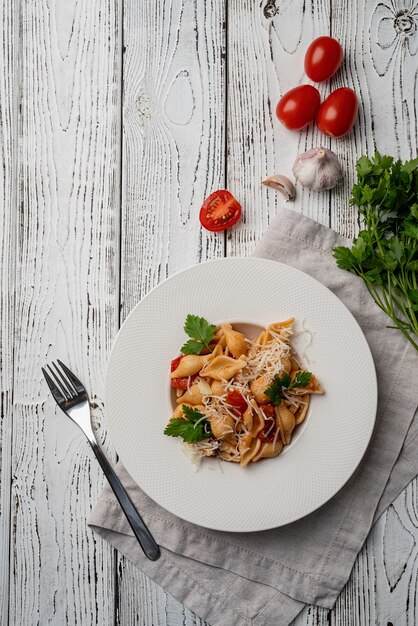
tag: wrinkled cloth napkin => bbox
[89,209,418,626]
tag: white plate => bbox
[106,258,377,532]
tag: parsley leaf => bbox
[264,373,291,406]
[289,371,312,389]
[164,405,212,443]
[265,371,312,405]
[181,314,217,355]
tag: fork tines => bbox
[42,360,85,406]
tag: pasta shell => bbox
[250,374,270,404]
[267,318,295,341]
[275,404,295,445]
[222,324,248,359]
[294,396,310,425]
[176,384,203,405]
[209,342,224,360]
[171,403,195,420]
[252,440,283,462]
[219,436,240,462]
[255,331,269,346]
[247,400,265,437]
[170,355,208,378]
[281,356,292,373]
[291,356,300,371]
[208,413,235,439]
[288,372,324,395]
[199,356,246,381]
[239,437,261,467]
[211,380,226,396]
[196,378,212,397]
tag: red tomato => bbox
[316,87,358,137]
[170,356,183,372]
[304,36,343,82]
[170,377,188,390]
[199,190,242,232]
[260,404,274,417]
[226,390,247,416]
[276,85,321,131]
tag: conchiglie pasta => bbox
[171,355,208,378]
[222,324,248,359]
[200,355,247,381]
[167,316,323,467]
[252,440,283,462]
[176,384,203,405]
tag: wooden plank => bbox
[10,1,121,624]
[226,0,332,263]
[0,0,18,624]
[118,0,225,621]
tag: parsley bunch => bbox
[333,153,418,351]
[265,371,312,406]
[164,405,212,443]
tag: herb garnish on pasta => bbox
[164,405,212,443]
[167,316,323,466]
[181,314,217,355]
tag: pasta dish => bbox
[165,315,323,466]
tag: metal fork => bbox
[42,360,160,561]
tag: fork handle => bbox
[89,440,161,561]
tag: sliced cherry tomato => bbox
[199,190,242,232]
[226,390,247,416]
[170,356,183,372]
[260,404,274,417]
[316,87,358,137]
[170,377,188,390]
[304,36,343,82]
[276,85,321,131]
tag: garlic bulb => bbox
[292,147,343,191]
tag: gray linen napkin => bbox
[89,209,418,626]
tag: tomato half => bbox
[304,36,343,82]
[226,390,247,416]
[199,190,242,232]
[257,416,277,442]
[316,87,358,137]
[276,85,321,131]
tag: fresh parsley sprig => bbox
[333,152,418,351]
[181,314,217,355]
[265,371,312,406]
[164,405,212,443]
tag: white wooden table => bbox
[1,0,417,624]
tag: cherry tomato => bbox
[170,377,188,390]
[304,36,343,82]
[316,87,358,137]
[260,404,274,417]
[170,356,183,372]
[276,85,321,131]
[226,390,247,416]
[199,190,242,232]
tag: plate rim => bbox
[106,256,378,532]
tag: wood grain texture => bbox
[3,0,418,624]
[10,0,121,624]
[118,0,225,622]
[0,1,18,625]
